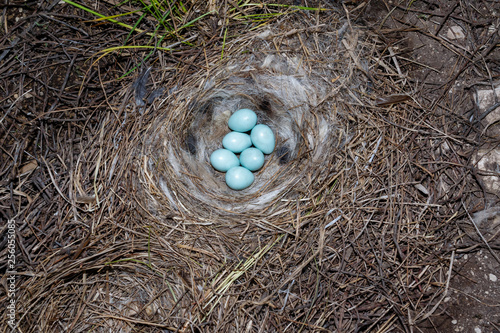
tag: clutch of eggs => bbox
[210,108,275,190]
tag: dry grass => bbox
[1,0,498,332]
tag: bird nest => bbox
[146,53,338,215]
[2,1,492,332]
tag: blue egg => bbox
[240,148,265,171]
[228,109,258,132]
[210,149,239,172]
[225,166,254,190]
[250,124,275,154]
[222,132,252,153]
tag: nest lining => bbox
[145,52,343,216]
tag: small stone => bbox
[447,26,465,40]
[474,327,482,333]
[145,302,158,316]
[444,296,451,302]
[452,319,458,325]
[488,24,497,35]
[257,30,272,40]
[474,146,500,191]
[489,273,498,282]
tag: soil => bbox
[362,1,500,332]
[427,250,500,333]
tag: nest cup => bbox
[147,54,339,215]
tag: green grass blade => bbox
[221,27,228,60]
[62,0,159,38]
[240,3,328,11]
[90,8,143,22]
[176,10,216,32]
[123,10,149,47]
[98,45,174,54]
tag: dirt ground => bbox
[363,2,500,332]
[1,0,499,332]
[363,1,500,332]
